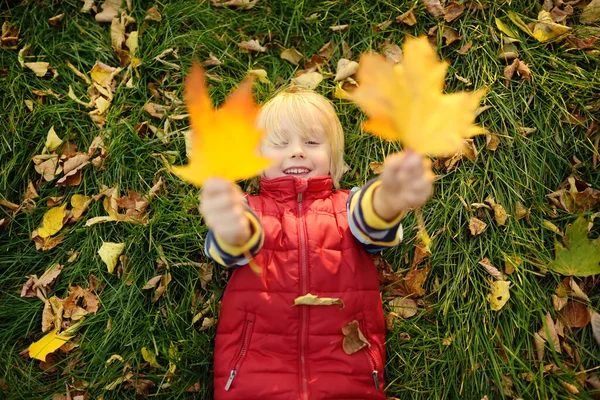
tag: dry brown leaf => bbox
[37,263,63,290]
[559,301,591,328]
[381,41,403,65]
[334,59,359,82]
[517,60,532,81]
[546,175,600,214]
[389,297,418,318]
[317,41,333,59]
[341,320,370,354]
[142,275,162,290]
[552,294,569,312]
[533,332,545,362]
[341,40,352,59]
[56,154,90,186]
[372,20,392,32]
[478,258,503,280]
[31,231,65,251]
[329,24,349,32]
[402,262,430,297]
[144,102,170,119]
[580,0,600,24]
[411,242,432,269]
[503,254,521,275]
[369,161,383,175]
[280,47,303,65]
[444,2,466,22]
[145,5,162,21]
[485,132,500,151]
[202,54,222,67]
[590,310,600,346]
[423,0,445,18]
[211,0,258,9]
[238,39,266,53]
[396,8,417,26]
[564,35,598,50]
[515,201,529,220]
[49,13,64,26]
[428,26,462,46]
[538,312,561,353]
[95,0,121,22]
[152,272,171,302]
[457,41,473,54]
[468,217,487,235]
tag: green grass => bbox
[1,0,599,399]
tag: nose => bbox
[290,145,305,159]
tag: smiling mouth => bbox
[283,168,311,175]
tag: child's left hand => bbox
[373,150,434,221]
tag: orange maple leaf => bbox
[351,36,484,157]
[170,63,271,187]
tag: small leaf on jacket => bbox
[341,320,370,355]
[294,293,344,308]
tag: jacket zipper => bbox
[361,320,381,391]
[298,192,309,400]
[224,319,254,391]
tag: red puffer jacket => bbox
[213,176,386,400]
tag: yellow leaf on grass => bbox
[141,347,161,368]
[170,63,271,187]
[28,330,73,361]
[488,280,510,311]
[98,242,125,273]
[293,293,344,308]
[44,126,62,152]
[532,11,571,42]
[71,194,93,219]
[351,36,483,157]
[25,62,49,77]
[37,205,67,238]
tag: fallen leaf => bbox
[402,262,430,297]
[142,275,162,290]
[71,195,92,220]
[488,280,510,311]
[546,175,600,214]
[334,59,359,82]
[170,63,271,187]
[28,330,74,362]
[552,294,569,311]
[98,242,125,274]
[372,20,392,32]
[90,61,121,90]
[516,59,532,81]
[25,62,49,77]
[538,312,561,353]
[486,132,500,151]
[396,8,417,26]
[422,0,445,18]
[381,41,403,65]
[317,41,333,59]
[341,320,370,354]
[515,201,529,220]
[141,347,161,368]
[457,41,473,55]
[145,5,162,21]
[95,0,120,22]
[503,254,522,275]
[559,301,591,328]
[369,161,383,174]
[479,258,503,280]
[293,293,344,308]
[291,71,323,90]
[543,219,563,236]
[581,0,600,24]
[31,232,65,251]
[37,263,63,289]
[564,34,599,50]
[211,0,258,9]
[352,36,483,157]
[485,196,509,226]
[280,47,303,65]
[444,1,465,22]
[37,205,68,238]
[468,217,487,235]
[200,317,216,331]
[238,39,266,53]
[547,216,600,277]
[590,310,600,346]
[48,13,64,26]
[152,272,171,302]
[56,154,90,186]
[45,126,62,152]
[533,332,545,362]
[144,102,170,119]
[329,24,349,32]
[495,18,520,39]
[389,297,418,318]
[567,278,590,303]
[533,10,571,42]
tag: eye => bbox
[306,140,320,145]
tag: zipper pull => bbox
[297,193,303,203]
[372,370,379,390]
[225,369,237,391]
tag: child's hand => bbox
[200,178,252,247]
[373,150,434,220]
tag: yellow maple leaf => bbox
[170,63,271,187]
[28,329,74,361]
[351,36,484,157]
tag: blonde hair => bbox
[256,86,346,188]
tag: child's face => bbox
[261,123,331,180]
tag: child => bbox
[200,86,433,399]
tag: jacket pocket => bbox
[224,312,256,391]
[358,318,382,391]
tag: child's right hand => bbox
[200,178,252,247]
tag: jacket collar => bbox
[259,175,333,202]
